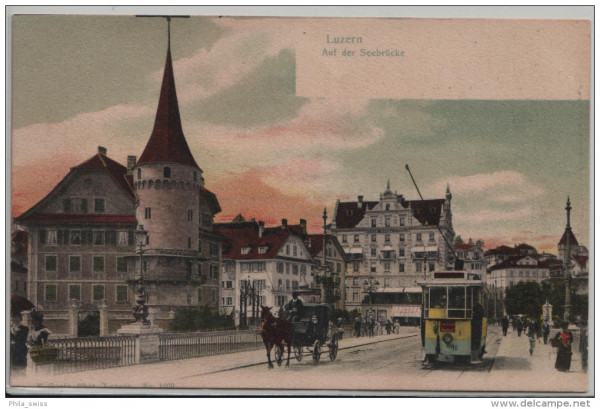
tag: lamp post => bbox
[132,225,149,324]
[363,274,379,319]
[317,207,336,309]
[564,197,572,323]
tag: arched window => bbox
[163,167,171,178]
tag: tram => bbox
[418,271,487,364]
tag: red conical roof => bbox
[559,229,578,246]
[138,47,199,168]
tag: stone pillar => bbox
[99,300,109,336]
[68,302,78,337]
[117,316,163,364]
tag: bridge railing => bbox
[158,330,262,361]
[47,335,137,374]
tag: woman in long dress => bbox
[553,324,573,372]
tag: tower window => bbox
[194,171,198,182]
[188,237,191,248]
[145,207,151,219]
[163,167,171,178]
[137,168,141,179]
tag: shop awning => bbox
[391,305,422,318]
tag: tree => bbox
[454,235,464,245]
[504,280,588,325]
[503,281,545,318]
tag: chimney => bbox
[281,218,288,228]
[98,146,107,155]
[300,219,307,235]
[358,195,364,208]
[258,221,265,238]
[127,156,137,175]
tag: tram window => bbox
[448,287,465,309]
[429,287,447,308]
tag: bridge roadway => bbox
[11,326,588,395]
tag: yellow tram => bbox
[418,271,487,364]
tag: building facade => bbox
[15,37,222,335]
[15,148,139,334]
[488,255,551,290]
[453,240,486,280]
[305,233,348,310]
[215,218,314,325]
[330,182,455,316]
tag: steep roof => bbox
[489,255,550,271]
[199,187,221,215]
[559,229,579,246]
[515,243,536,250]
[138,47,199,168]
[215,222,301,260]
[75,152,134,199]
[409,199,445,226]
[15,150,135,223]
[334,201,378,229]
[573,255,588,268]
[485,245,522,256]
[333,198,445,229]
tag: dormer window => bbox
[241,246,252,255]
[346,210,353,216]
[163,167,171,178]
[258,246,269,254]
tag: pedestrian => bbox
[553,323,573,372]
[542,321,550,345]
[501,316,509,336]
[361,318,367,337]
[385,320,392,335]
[10,313,29,372]
[354,318,361,338]
[28,310,51,347]
[368,317,375,338]
[393,320,400,334]
[517,319,523,337]
[526,323,536,356]
[512,317,517,332]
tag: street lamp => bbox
[132,225,149,324]
[363,274,379,318]
[316,207,336,309]
[564,197,572,323]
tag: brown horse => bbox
[260,306,294,368]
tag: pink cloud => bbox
[211,169,328,233]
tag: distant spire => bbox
[138,21,198,168]
[387,179,391,190]
[446,183,452,200]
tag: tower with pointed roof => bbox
[131,26,206,310]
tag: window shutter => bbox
[63,198,72,213]
[40,229,47,244]
[81,199,88,213]
[63,230,70,245]
[57,230,63,245]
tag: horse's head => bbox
[260,306,273,321]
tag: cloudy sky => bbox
[11,15,590,253]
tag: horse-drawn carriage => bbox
[270,303,339,366]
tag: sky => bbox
[10,15,591,253]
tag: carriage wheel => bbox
[294,346,303,361]
[312,340,321,366]
[275,346,283,367]
[329,338,338,361]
